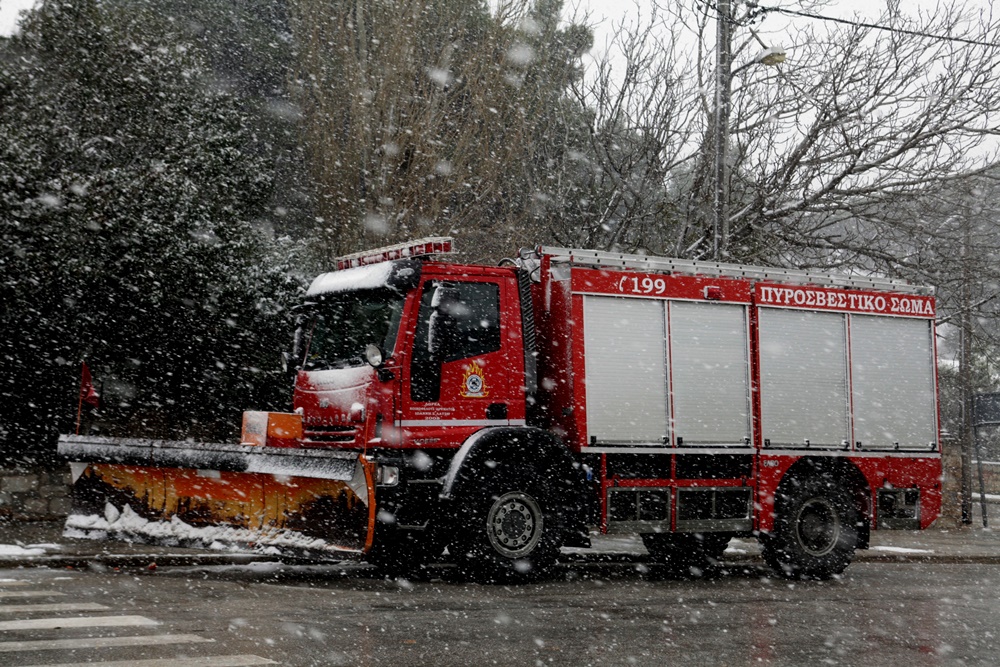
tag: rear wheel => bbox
[763,476,859,579]
[452,469,563,584]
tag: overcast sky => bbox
[0,0,33,36]
[0,0,925,39]
[582,0,956,61]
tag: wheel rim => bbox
[486,491,543,558]
[793,497,841,557]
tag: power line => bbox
[754,5,1000,49]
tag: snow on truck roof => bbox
[306,261,396,296]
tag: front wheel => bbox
[452,473,562,583]
[486,491,545,558]
[763,476,859,580]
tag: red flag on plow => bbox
[79,363,100,409]
[76,362,100,434]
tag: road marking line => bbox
[0,581,30,586]
[0,602,107,613]
[0,633,212,653]
[0,590,67,598]
[21,654,277,666]
[0,615,158,631]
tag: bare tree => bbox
[558,3,707,255]
[569,0,1000,265]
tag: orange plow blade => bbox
[58,435,375,557]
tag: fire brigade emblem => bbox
[461,361,489,398]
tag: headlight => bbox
[365,344,384,368]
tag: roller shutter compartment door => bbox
[850,315,936,450]
[758,308,849,447]
[669,301,750,445]
[583,296,668,443]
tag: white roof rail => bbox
[538,246,933,296]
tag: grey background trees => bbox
[290,0,593,262]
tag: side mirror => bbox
[282,330,301,376]
[286,313,307,376]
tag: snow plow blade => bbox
[58,434,375,557]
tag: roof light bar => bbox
[335,237,455,271]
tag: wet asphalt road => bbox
[0,559,997,666]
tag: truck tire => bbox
[642,533,730,577]
[763,476,858,579]
[452,467,563,584]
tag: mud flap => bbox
[60,436,376,557]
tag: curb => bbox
[853,552,1000,565]
[2,550,1000,571]
[0,552,278,570]
[2,537,999,569]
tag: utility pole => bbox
[960,210,974,524]
[713,0,732,261]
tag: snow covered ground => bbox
[0,542,59,557]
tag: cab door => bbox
[400,276,522,448]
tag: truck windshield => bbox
[301,289,406,370]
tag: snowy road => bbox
[0,561,996,666]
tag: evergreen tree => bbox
[0,0,301,460]
[112,0,320,240]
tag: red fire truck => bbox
[60,238,942,581]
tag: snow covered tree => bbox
[0,0,302,460]
[114,0,321,240]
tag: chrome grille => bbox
[303,424,359,445]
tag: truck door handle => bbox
[487,403,508,420]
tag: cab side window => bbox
[411,281,501,401]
